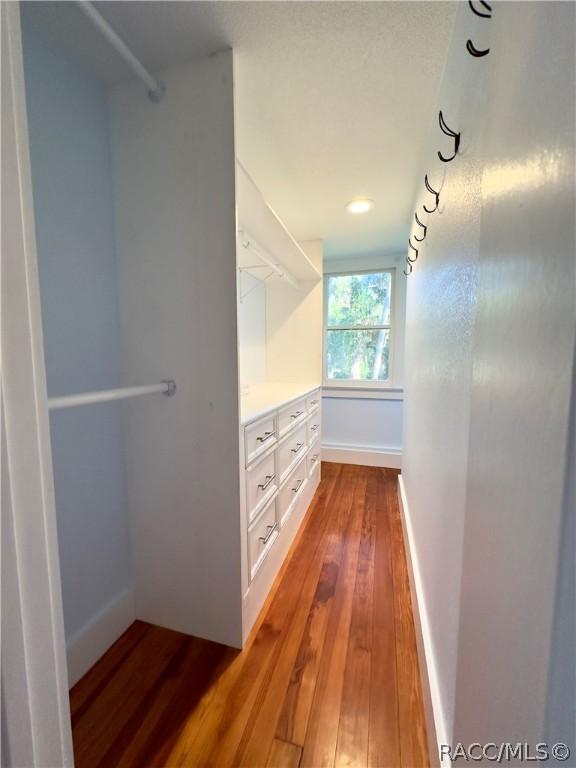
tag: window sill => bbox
[322,383,404,401]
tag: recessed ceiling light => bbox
[345,198,374,214]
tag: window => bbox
[324,269,393,384]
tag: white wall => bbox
[402,1,575,758]
[544,362,575,755]
[239,240,322,390]
[238,271,267,388]
[20,10,133,662]
[321,395,403,466]
[322,252,406,468]
[266,239,323,384]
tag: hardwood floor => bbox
[70,463,429,768]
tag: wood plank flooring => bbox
[70,463,429,768]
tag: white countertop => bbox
[240,381,321,425]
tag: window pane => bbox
[326,329,390,381]
[327,272,391,327]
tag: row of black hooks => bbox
[467,0,491,57]
[403,1,492,275]
[403,115,453,275]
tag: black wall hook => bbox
[423,175,440,213]
[467,0,491,56]
[466,39,490,57]
[438,110,461,162]
[403,260,413,276]
[407,238,419,263]
[468,0,492,18]
[414,211,427,242]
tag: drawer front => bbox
[278,397,307,437]
[278,458,308,527]
[246,450,278,523]
[248,497,278,581]
[307,449,321,477]
[307,413,321,445]
[245,414,276,467]
[307,390,321,413]
[278,422,308,481]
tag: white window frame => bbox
[322,267,396,390]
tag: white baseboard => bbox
[321,442,402,469]
[397,475,449,768]
[66,587,135,688]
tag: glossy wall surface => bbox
[403,0,575,754]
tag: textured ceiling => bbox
[24,1,456,257]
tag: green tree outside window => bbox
[325,271,392,381]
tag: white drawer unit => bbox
[307,449,321,477]
[278,457,308,528]
[248,496,279,581]
[246,450,278,523]
[245,413,277,467]
[307,389,321,413]
[278,421,308,481]
[278,397,307,437]
[240,385,323,641]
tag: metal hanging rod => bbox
[48,380,176,411]
[238,229,300,290]
[76,1,165,102]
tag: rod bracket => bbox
[162,379,177,397]
[148,80,166,103]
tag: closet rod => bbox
[75,1,165,102]
[238,230,300,289]
[48,380,176,411]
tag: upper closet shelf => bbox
[236,161,321,286]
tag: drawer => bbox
[307,390,321,413]
[278,422,308,481]
[307,413,321,444]
[307,448,321,477]
[278,397,307,437]
[245,413,277,467]
[278,458,308,528]
[246,450,278,523]
[248,497,278,581]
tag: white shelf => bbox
[236,161,321,285]
[240,381,320,425]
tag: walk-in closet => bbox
[6,1,573,766]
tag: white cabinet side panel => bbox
[109,51,243,647]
